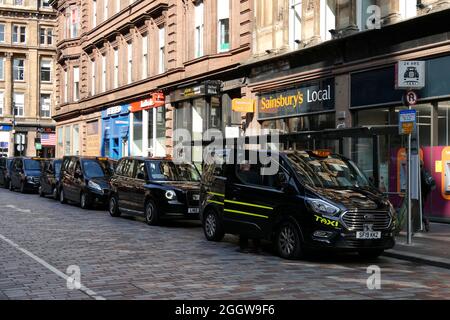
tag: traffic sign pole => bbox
[407,118,412,245]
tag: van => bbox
[200,149,396,259]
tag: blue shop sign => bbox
[0,125,12,131]
[101,104,130,159]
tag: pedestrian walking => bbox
[420,161,435,232]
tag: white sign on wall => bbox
[396,61,426,89]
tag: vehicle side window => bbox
[236,162,263,186]
[74,161,82,176]
[135,161,146,180]
[115,159,124,176]
[67,158,76,174]
[122,160,135,178]
[15,159,23,171]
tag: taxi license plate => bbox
[188,208,199,214]
[356,231,382,239]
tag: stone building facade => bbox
[0,0,57,157]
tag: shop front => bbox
[129,93,166,157]
[256,78,336,149]
[37,128,56,158]
[170,81,222,164]
[0,125,12,157]
[101,105,130,160]
[350,54,450,222]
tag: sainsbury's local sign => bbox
[258,78,334,120]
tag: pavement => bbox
[1,188,450,300]
[384,223,450,269]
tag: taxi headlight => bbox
[165,190,177,200]
[88,180,102,192]
[306,198,340,216]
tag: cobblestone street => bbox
[0,189,449,300]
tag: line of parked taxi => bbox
[0,150,398,260]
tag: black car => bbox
[200,149,397,260]
[39,159,63,199]
[109,157,201,225]
[59,156,114,209]
[0,157,13,189]
[9,157,43,193]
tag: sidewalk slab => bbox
[383,222,450,269]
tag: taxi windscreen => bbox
[24,159,42,171]
[147,161,200,182]
[81,160,113,179]
[286,151,371,189]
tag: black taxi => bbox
[39,159,63,199]
[59,156,114,209]
[0,157,13,189]
[9,157,43,193]
[109,157,201,225]
[200,149,397,260]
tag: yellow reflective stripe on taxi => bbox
[224,209,269,219]
[208,192,225,198]
[224,200,273,211]
[207,200,224,205]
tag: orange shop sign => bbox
[232,98,255,113]
[130,92,165,113]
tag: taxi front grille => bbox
[342,211,391,231]
[186,191,200,206]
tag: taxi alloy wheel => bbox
[8,181,13,191]
[276,221,302,260]
[203,210,224,242]
[20,182,26,194]
[52,188,58,200]
[59,188,67,204]
[39,186,44,197]
[109,195,121,217]
[145,200,159,226]
[80,192,90,210]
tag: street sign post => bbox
[399,109,417,245]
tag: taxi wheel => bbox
[276,221,303,260]
[52,188,58,200]
[358,249,384,260]
[145,200,159,226]
[8,181,13,191]
[203,210,224,242]
[80,192,91,210]
[4,180,9,189]
[109,195,121,217]
[20,182,26,194]
[59,188,67,204]
[39,186,44,197]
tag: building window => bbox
[142,35,148,79]
[73,67,80,101]
[0,24,5,43]
[13,58,25,81]
[64,126,71,155]
[12,25,26,44]
[194,0,204,58]
[0,58,4,80]
[14,0,24,6]
[217,0,230,52]
[73,125,80,155]
[67,7,80,38]
[399,0,417,20]
[93,0,97,28]
[289,0,302,49]
[127,42,132,84]
[40,27,53,45]
[40,93,51,118]
[40,60,52,82]
[102,55,106,92]
[57,127,63,154]
[159,27,165,74]
[13,93,24,117]
[356,0,377,31]
[116,0,120,13]
[91,60,96,95]
[320,0,336,42]
[114,48,119,88]
[0,91,3,115]
[40,0,51,8]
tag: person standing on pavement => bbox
[420,161,435,232]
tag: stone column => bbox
[4,52,13,117]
